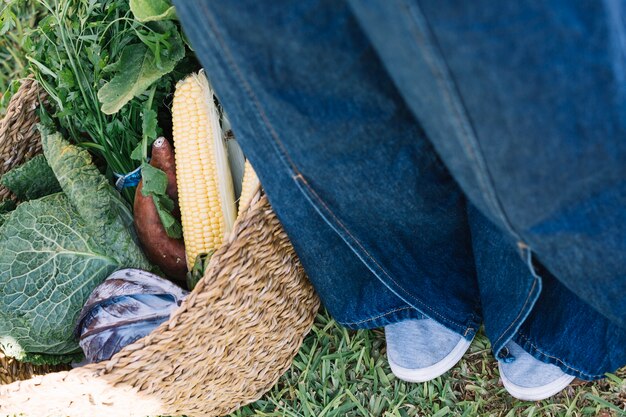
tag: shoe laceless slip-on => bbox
[385,318,472,383]
[498,341,576,401]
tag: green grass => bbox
[231,311,626,417]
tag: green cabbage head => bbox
[0,132,150,363]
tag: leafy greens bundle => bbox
[22,0,195,201]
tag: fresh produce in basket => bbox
[238,160,261,217]
[0,154,61,201]
[42,131,149,269]
[134,137,187,283]
[75,268,188,363]
[186,252,213,290]
[0,130,150,364]
[26,0,194,204]
[172,71,237,269]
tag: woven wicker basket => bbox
[0,78,321,416]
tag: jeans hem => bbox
[491,247,543,356]
[339,306,423,330]
[339,306,478,341]
[514,332,604,381]
[292,176,482,338]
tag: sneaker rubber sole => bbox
[498,361,576,401]
[387,337,472,383]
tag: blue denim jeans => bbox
[174,0,626,380]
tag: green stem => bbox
[142,85,157,163]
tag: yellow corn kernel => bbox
[172,71,236,269]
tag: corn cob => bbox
[172,71,236,269]
[238,160,260,217]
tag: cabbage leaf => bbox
[42,131,150,269]
[0,154,61,201]
[0,193,118,358]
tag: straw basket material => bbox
[0,76,47,201]
[0,79,321,416]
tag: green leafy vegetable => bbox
[1,154,61,200]
[0,132,155,363]
[26,0,193,203]
[0,200,16,228]
[130,0,176,22]
[19,351,84,366]
[0,193,119,359]
[0,200,16,214]
[98,22,185,115]
[186,252,213,291]
[142,107,159,145]
[0,1,42,112]
[152,194,182,239]
[141,162,182,239]
[42,131,150,269]
[141,162,168,196]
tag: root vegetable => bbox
[134,137,187,283]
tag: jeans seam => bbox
[201,3,478,335]
[516,332,600,379]
[341,306,414,326]
[402,0,520,241]
[463,326,476,337]
[492,277,540,348]
[199,2,303,177]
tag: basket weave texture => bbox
[0,79,321,416]
[0,76,47,201]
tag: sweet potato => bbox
[134,137,187,283]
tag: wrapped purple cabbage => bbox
[75,269,188,363]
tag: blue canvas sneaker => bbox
[385,318,472,383]
[498,341,576,401]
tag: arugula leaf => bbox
[1,155,61,201]
[131,106,158,161]
[130,144,144,162]
[141,163,182,239]
[97,22,184,114]
[152,194,182,239]
[141,162,168,196]
[41,131,151,270]
[130,0,176,22]
[0,193,119,358]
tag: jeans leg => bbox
[515,264,626,380]
[267,160,426,329]
[467,205,541,355]
[349,0,626,330]
[174,0,482,336]
[469,204,626,380]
